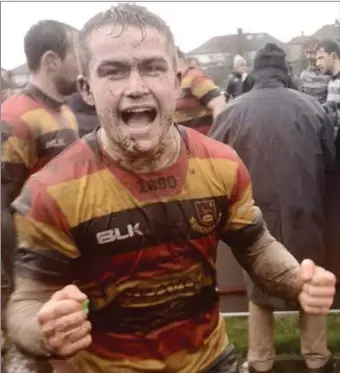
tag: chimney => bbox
[301,31,304,36]
[335,19,339,25]
[236,28,244,56]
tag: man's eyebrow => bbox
[141,57,168,65]
[96,57,169,75]
[97,60,129,69]
[96,60,129,75]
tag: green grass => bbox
[224,313,340,359]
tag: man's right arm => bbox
[190,72,227,118]
[1,115,34,284]
[6,178,79,355]
[7,277,63,356]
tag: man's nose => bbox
[125,71,149,98]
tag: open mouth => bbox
[121,108,157,128]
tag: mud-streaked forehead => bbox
[87,24,172,71]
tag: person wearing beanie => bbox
[222,54,248,100]
[210,43,336,373]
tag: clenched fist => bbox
[298,259,336,315]
[37,284,92,358]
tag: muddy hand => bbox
[37,285,92,358]
[298,259,336,315]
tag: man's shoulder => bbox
[185,67,206,78]
[184,126,239,161]
[182,68,208,88]
[1,92,41,120]
[32,135,100,188]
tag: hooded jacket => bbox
[209,44,336,307]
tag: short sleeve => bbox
[190,73,222,106]
[221,151,264,249]
[12,176,79,285]
[1,114,36,189]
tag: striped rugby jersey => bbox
[175,67,223,135]
[1,84,79,191]
[300,66,331,104]
[13,127,262,373]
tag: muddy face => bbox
[84,24,181,158]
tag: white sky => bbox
[1,1,339,70]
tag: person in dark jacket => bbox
[209,43,336,373]
[67,92,98,137]
[243,65,299,94]
[222,54,248,100]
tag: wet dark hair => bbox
[76,3,177,76]
[317,39,340,59]
[24,20,77,72]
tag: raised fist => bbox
[37,284,92,358]
[298,259,336,315]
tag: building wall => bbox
[287,44,302,62]
[190,52,231,66]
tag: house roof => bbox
[189,32,286,55]
[313,22,340,40]
[288,35,310,45]
[9,63,29,75]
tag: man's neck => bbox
[332,62,340,77]
[308,63,318,70]
[98,125,182,174]
[29,74,64,103]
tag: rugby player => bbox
[6,4,336,373]
[1,20,79,372]
[1,20,79,283]
[175,48,226,135]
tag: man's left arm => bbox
[191,74,227,118]
[221,150,336,312]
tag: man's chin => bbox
[58,82,78,97]
[120,136,165,160]
[129,139,159,155]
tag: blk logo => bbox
[96,223,143,244]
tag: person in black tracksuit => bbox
[222,54,248,101]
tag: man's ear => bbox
[175,70,182,97]
[41,51,60,72]
[77,75,95,106]
[331,52,338,61]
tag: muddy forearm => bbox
[231,225,302,301]
[6,277,60,356]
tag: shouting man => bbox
[6,4,336,373]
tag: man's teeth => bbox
[126,108,152,113]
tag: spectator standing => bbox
[210,43,336,373]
